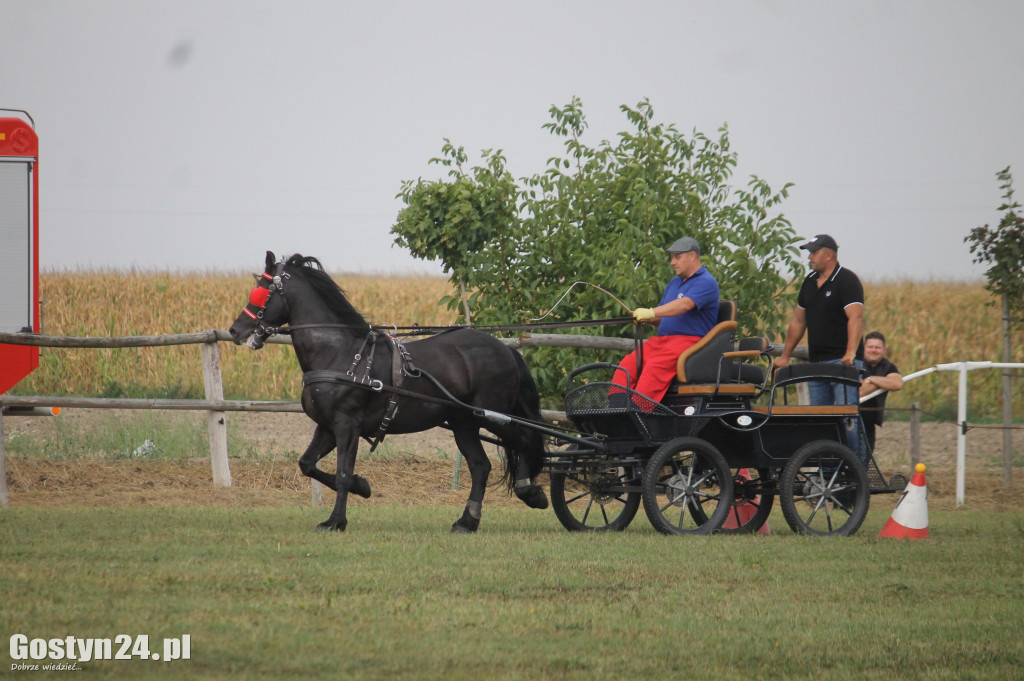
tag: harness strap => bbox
[367,335,418,452]
[303,335,425,452]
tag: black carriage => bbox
[230,255,905,536]
[544,300,907,537]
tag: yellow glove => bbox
[632,307,657,322]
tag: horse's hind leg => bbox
[504,431,549,510]
[450,425,491,534]
[491,423,548,510]
[514,477,549,510]
[298,425,371,498]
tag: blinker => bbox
[249,286,271,307]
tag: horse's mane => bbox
[284,254,367,326]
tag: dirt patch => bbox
[3,409,1021,512]
[1,410,514,510]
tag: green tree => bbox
[965,167,1024,312]
[393,141,517,321]
[964,166,1024,484]
[393,98,803,400]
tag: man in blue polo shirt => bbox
[612,237,719,403]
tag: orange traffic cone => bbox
[878,463,929,539]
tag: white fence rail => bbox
[867,362,1024,507]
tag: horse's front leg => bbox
[316,426,362,532]
[450,425,491,534]
[298,425,371,498]
[298,425,337,489]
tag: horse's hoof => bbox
[351,475,372,499]
[516,485,549,510]
[451,511,480,533]
[315,521,346,532]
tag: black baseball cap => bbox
[800,234,839,252]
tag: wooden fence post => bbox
[201,339,231,487]
[1001,294,1013,485]
[910,402,921,468]
[0,405,8,507]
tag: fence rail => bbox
[0,395,305,412]
[0,328,649,506]
[2,330,1018,508]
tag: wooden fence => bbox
[0,329,660,504]
[2,327,1017,509]
[61,330,1024,505]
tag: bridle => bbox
[239,260,290,349]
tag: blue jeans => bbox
[808,359,865,457]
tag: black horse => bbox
[228,252,549,533]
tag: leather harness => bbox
[301,331,427,451]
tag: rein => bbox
[240,259,638,339]
[263,316,636,338]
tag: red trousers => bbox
[611,334,701,403]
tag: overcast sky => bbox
[3,0,1022,282]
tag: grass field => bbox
[1,505,1022,680]
[3,270,1022,680]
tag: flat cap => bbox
[666,237,701,255]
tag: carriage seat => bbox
[772,362,862,394]
[760,362,863,414]
[671,300,769,396]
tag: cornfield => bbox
[10,272,1023,420]
[859,279,1023,421]
[20,270,456,401]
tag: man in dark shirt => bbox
[777,234,865,452]
[859,331,904,451]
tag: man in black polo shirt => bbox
[859,331,903,451]
[777,234,865,451]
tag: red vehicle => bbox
[0,110,40,395]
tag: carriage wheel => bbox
[641,437,733,536]
[779,440,870,537]
[691,467,774,534]
[549,462,642,532]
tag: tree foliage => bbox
[393,98,803,400]
[965,167,1024,316]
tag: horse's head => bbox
[230,250,367,349]
[229,251,291,350]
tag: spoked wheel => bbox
[549,461,642,532]
[641,437,733,536]
[695,467,774,534]
[780,440,870,536]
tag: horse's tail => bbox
[499,350,547,496]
